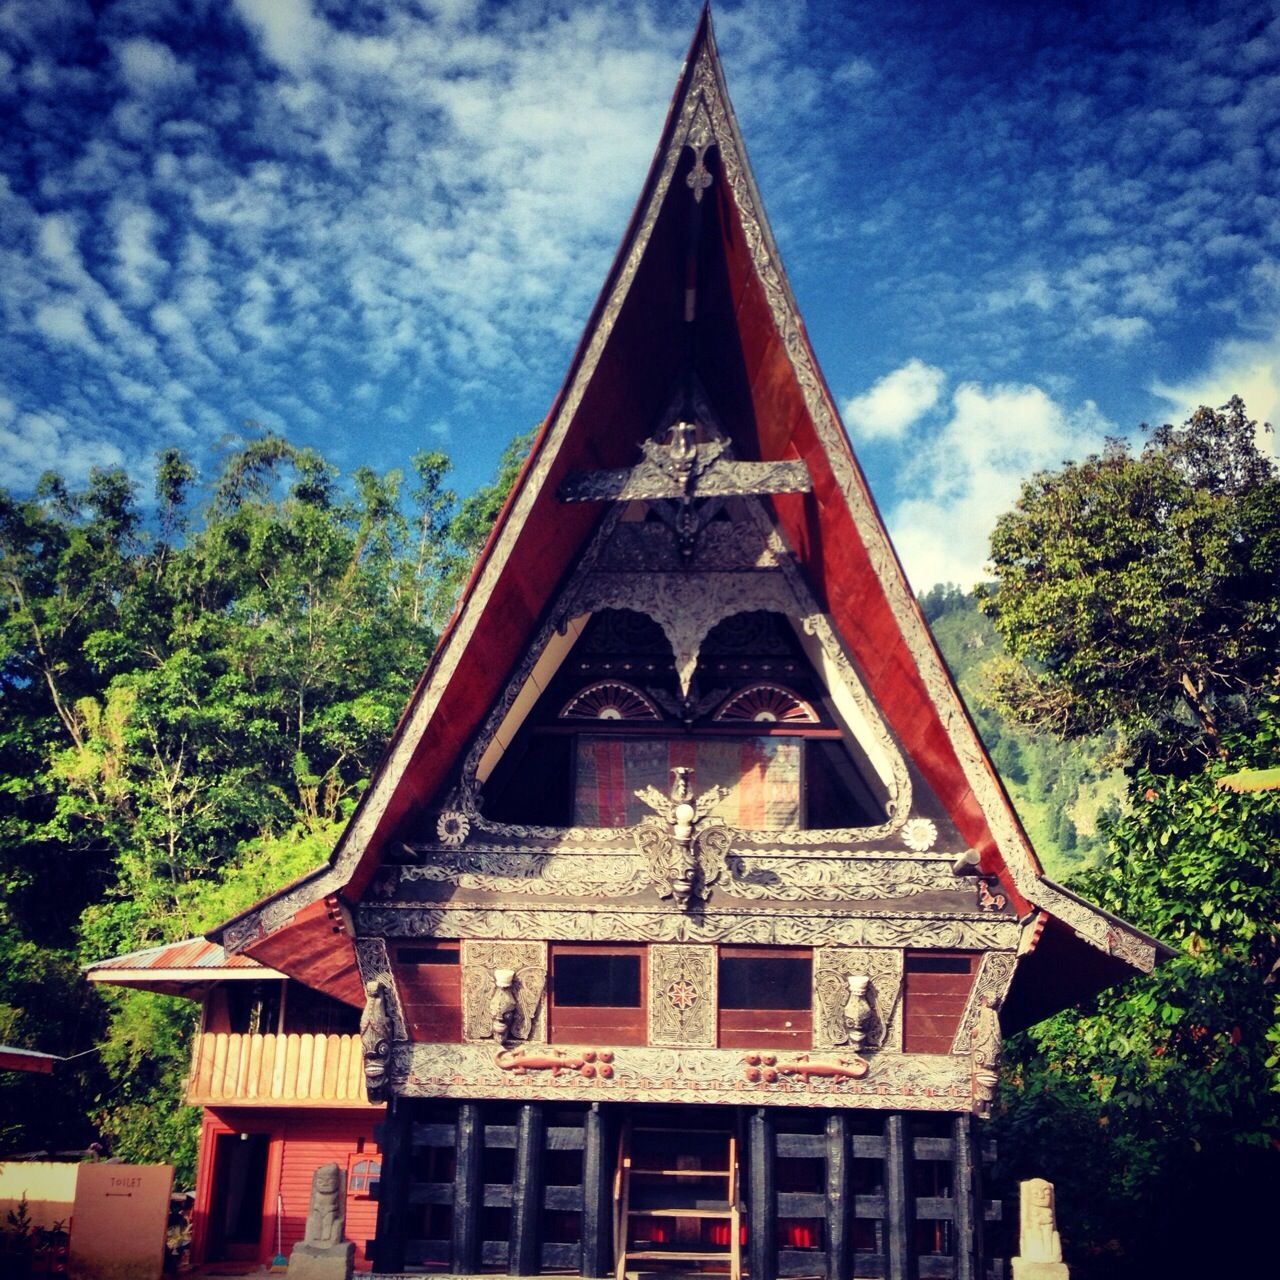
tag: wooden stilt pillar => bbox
[953,1114,984,1280]
[581,1103,612,1278]
[748,1107,777,1280]
[451,1102,483,1273]
[884,1113,917,1280]
[371,1096,411,1274]
[825,1112,851,1280]
[510,1102,546,1276]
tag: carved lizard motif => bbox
[742,1052,870,1084]
[494,1047,615,1079]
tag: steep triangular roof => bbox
[213,10,1165,1026]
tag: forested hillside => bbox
[921,585,1125,878]
[0,431,530,1171]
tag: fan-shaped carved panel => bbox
[560,681,662,722]
[714,683,818,724]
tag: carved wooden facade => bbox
[201,12,1165,1280]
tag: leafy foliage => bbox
[979,397,1279,770]
[0,429,531,1172]
[977,400,1280,1277]
[922,584,1123,876]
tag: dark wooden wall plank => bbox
[581,1103,613,1278]
[955,1115,986,1280]
[826,1111,851,1280]
[451,1102,483,1273]
[371,1098,412,1274]
[884,1113,917,1280]
[509,1102,546,1276]
[749,1108,778,1280]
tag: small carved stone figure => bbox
[290,1161,354,1280]
[843,974,873,1051]
[1011,1177,1068,1278]
[970,993,1003,1118]
[359,978,393,1101]
[488,968,520,1044]
[304,1162,345,1247]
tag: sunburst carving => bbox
[713,683,818,724]
[559,681,662,722]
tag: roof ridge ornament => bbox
[685,99,715,202]
[557,419,812,505]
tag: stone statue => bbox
[360,978,393,1101]
[1011,1177,1068,1279]
[489,968,520,1044]
[304,1163,345,1247]
[290,1162,354,1280]
[970,993,1002,1118]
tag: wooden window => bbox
[395,942,462,1042]
[549,944,646,1045]
[902,952,978,1054]
[223,981,284,1035]
[347,1155,381,1198]
[717,947,812,1048]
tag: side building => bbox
[86,939,383,1270]
[90,12,1165,1280]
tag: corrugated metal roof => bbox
[85,936,276,976]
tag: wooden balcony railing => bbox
[186,1032,375,1107]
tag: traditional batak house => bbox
[90,11,1164,1279]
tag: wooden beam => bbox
[952,1114,982,1280]
[748,1108,777,1280]
[884,1113,917,1280]
[825,1112,850,1280]
[452,1102,483,1273]
[372,1097,412,1274]
[581,1103,612,1278]
[510,1102,546,1275]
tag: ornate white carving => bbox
[436,811,471,847]
[814,946,904,1051]
[952,950,1018,1056]
[397,1040,976,1112]
[559,681,662,721]
[647,944,716,1047]
[902,818,938,852]
[634,767,732,906]
[357,905,1021,951]
[461,940,547,1044]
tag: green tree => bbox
[0,424,537,1169]
[994,694,1280,1276]
[980,397,1279,770]
[980,399,1280,1276]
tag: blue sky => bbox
[1,0,1278,588]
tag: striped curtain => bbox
[574,736,801,829]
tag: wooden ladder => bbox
[613,1120,742,1280]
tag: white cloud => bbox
[886,380,1112,590]
[108,201,167,304]
[843,359,945,441]
[1151,331,1280,459]
[232,0,327,75]
[0,408,125,489]
[115,37,194,96]
[1089,314,1151,344]
[33,298,97,353]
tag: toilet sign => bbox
[69,1163,173,1280]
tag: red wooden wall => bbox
[192,1105,382,1271]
